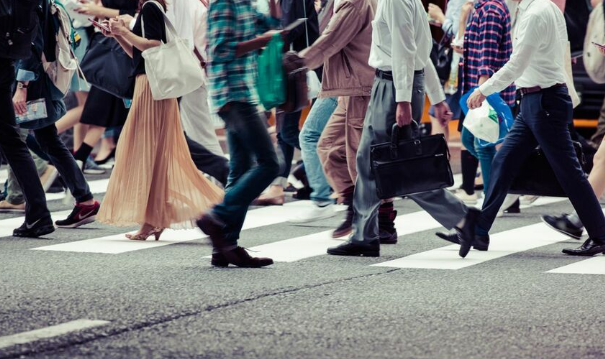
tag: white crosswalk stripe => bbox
[0,174,596,275]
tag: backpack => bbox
[0,0,40,60]
[583,2,605,84]
[41,0,81,95]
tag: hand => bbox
[109,18,128,37]
[395,102,413,127]
[13,88,27,116]
[117,14,134,26]
[433,101,453,127]
[428,4,445,25]
[467,88,487,110]
[453,44,463,54]
[261,29,288,43]
[76,0,104,17]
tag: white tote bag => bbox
[141,1,204,100]
[463,101,500,143]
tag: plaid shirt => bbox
[461,0,515,106]
[206,0,278,112]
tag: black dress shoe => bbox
[221,247,274,268]
[541,214,584,240]
[435,231,490,251]
[13,216,55,238]
[562,238,605,256]
[456,208,480,258]
[327,240,380,257]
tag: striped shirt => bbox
[461,0,515,106]
[206,0,278,112]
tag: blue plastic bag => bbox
[459,87,514,148]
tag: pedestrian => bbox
[291,0,402,244]
[196,0,283,268]
[0,0,55,238]
[97,0,223,240]
[166,0,230,186]
[255,0,320,205]
[466,0,605,257]
[327,0,480,258]
[12,0,101,230]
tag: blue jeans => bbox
[477,87,605,240]
[461,127,496,194]
[213,102,280,243]
[299,97,338,203]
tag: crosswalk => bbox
[1,175,603,275]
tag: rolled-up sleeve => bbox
[207,0,237,63]
[390,0,416,103]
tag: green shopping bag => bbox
[257,33,286,109]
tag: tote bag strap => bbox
[302,0,309,48]
[140,1,179,43]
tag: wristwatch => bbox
[17,82,28,89]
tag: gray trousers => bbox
[7,129,48,205]
[350,72,468,243]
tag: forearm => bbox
[115,35,134,58]
[235,36,272,57]
[121,31,161,53]
[98,8,120,19]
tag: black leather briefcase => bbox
[370,124,454,199]
[509,142,587,197]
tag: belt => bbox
[375,69,424,81]
[517,83,567,97]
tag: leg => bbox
[0,59,50,224]
[180,85,224,156]
[318,98,354,196]
[34,125,94,204]
[212,103,280,244]
[529,90,605,240]
[477,110,539,233]
[6,130,49,205]
[56,91,88,134]
[344,96,370,184]
[185,133,230,187]
[73,124,105,162]
[590,96,605,145]
[273,110,301,187]
[474,142,496,194]
[299,97,338,203]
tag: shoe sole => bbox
[541,217,582,240]
[327,250,379,257]
[288,211,337,224]
[13,225,56,238]
[0,208,26,213]
[561,249,605,256]
[56,216,96,229]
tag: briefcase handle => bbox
[390,122,421,159]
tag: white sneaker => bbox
[452,189,478,205]
[288,203,336,224]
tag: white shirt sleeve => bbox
[424,61,446,105]
[479,13,542,96]
[390,0,417,103]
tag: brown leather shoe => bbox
[196,213,227,249]
[222,247,274,268]
[252,195,285,206]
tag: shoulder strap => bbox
[199,0,209,8]
[303,0,309,48]
[141,1,179,42]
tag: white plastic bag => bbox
[463,102,500,143]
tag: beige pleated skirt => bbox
[98,75,223,229]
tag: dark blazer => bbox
[280,0,319,52]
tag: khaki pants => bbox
[317,96,369,197]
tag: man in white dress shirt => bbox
[327,0,480,258]
[467,0,605,256]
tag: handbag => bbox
[80,33,134,99]
[430,36,453,85]
[370,123,454,199]
[279,65,309,113]
[460,88,515,148]
[257,33,286,109]
[509,142,587,197]
[141,1,204,100]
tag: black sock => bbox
[461,150,479,195]
[74,143,93,163]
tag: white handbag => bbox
[463,101,500,144]
[141,1,204,100]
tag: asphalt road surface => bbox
[1,172,605,359]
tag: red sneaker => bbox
[55,201,100,228]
